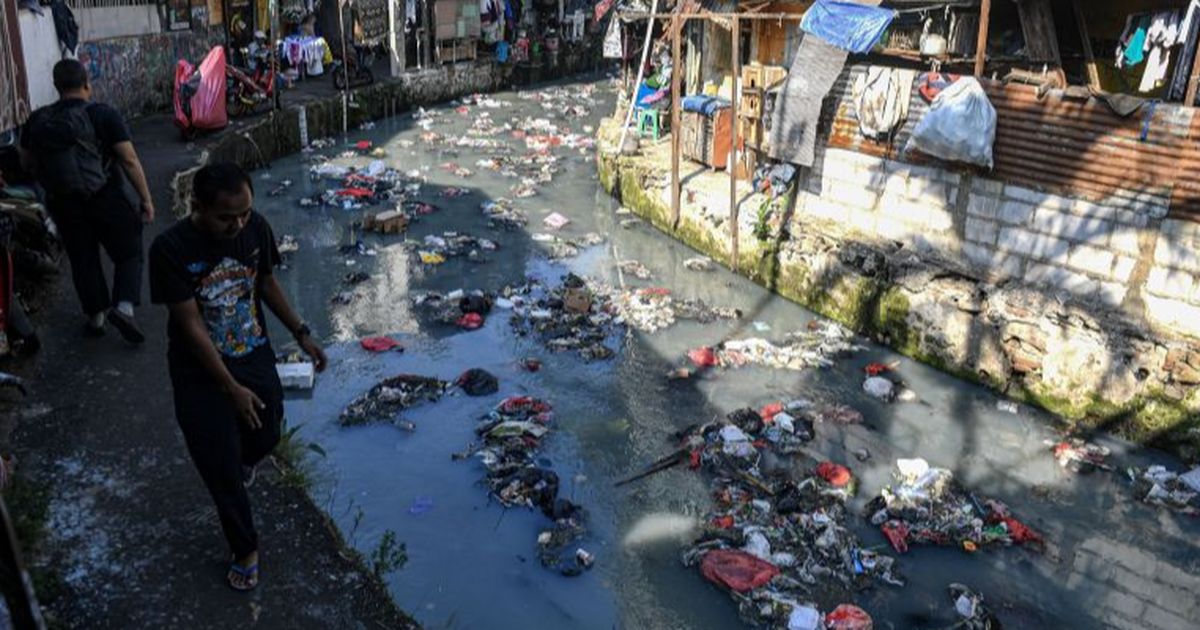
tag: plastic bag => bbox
[826,604,873,629]
[190,46,229,131]
[906,77,996,168]
[699,549,779,592]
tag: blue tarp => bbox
[800,0,895,54]
[681,95,731,116]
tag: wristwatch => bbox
[293,323,312,340]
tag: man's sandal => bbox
[227,561,259,591]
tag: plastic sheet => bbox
[800,0,895,54]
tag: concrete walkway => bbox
[6,102,415,627]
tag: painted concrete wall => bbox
[77,6,162,42]
[76,27,225,119]
[17,9,62,111]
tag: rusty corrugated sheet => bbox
[821,63,1200,221]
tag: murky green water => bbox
[255,75,1199,630]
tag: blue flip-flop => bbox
[227,562,259,592]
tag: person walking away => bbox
[149,162,327,591]
[18,59,154,342]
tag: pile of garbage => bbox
[614,288,742,334]
[507,273,622,361]
[411,289,495,330]
[532,232,606,259]
[1127,465,1200,514]
[1045,438,1112,474]
[865,458,1044,554]
[660,405,901,628]
[685,322,863,372]
[482,199,529,229]
[304,160,407,210]
[946,583,1003,629]
[415,232,499,264]
[454,396,595,576]
[339,374,448,427]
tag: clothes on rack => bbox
[282,36,332,76]
[1169,0,1200,102]
[1139,11,1181,93]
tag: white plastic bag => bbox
[906,77,997,168]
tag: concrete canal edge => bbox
[595,118,1200,461]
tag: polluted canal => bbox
[254,75,1200,629]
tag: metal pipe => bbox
[730,14,740,271]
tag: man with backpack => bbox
[19,59,154,342]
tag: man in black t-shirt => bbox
[19,59,155,342]
[149,162,327,591]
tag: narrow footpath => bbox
[7,111,415,628]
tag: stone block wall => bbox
[801,147,1200,338]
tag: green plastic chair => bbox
[636,108,663,140]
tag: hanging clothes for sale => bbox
[1170,0,1200,102]
[854,66,916,141]
[1117,13,1152,69]
[603,17,622,59]
[1139,10,1182,93]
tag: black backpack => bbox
[28,102,108,199]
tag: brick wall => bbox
[798,147,1200,339]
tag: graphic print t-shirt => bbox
[149,212,281,359]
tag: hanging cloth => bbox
[854,66,916,140]
[51,0,79,55]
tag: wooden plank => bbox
[1016,0,1060,65]
[1187,20,1200,106]
[975,0,992,77]
[730,14,740,271]
[671,15,683,229]
[1071,0,1100,90]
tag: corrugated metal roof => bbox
[820,63,1200,221]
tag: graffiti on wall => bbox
[76,27,224,118]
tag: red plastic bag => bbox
[355,140,373,150]
[880,520,910,554]
[360,336,402,353]
[816,462,853,488]
[826,604,872,630]
[688,347,718,368]
[190,47,228,131]
[759,402,784,422]
[457,313,484,330]
[700,550,778,592]
[864,362,890,377]
[336,187,375,198]
[1000,516,1043,546]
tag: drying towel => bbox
[767,32,849,167]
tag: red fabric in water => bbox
[816,462,853,488]
[699,550,779,592]
[826,604,873,629]
[457,313,484,330]
[360,337,402,352]
[688,347,718,367]
[881,520,910,554]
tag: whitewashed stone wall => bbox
[798,147,1200,339]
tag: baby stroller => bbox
[174,46,230,139]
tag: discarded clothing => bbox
[700,549,779,592]
[800,0,894,54]
[360,336,403,353]
[507,274,621,361]
[456,368,499,396]
[947,583,1002,630]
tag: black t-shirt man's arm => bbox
[89,103,155,222]
[255,217,328,371]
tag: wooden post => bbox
[974,0,991,77]
[1071,0,1099,90]
[1187,23,1200,106]
[671,15,682,229]
[730,14,740,271]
